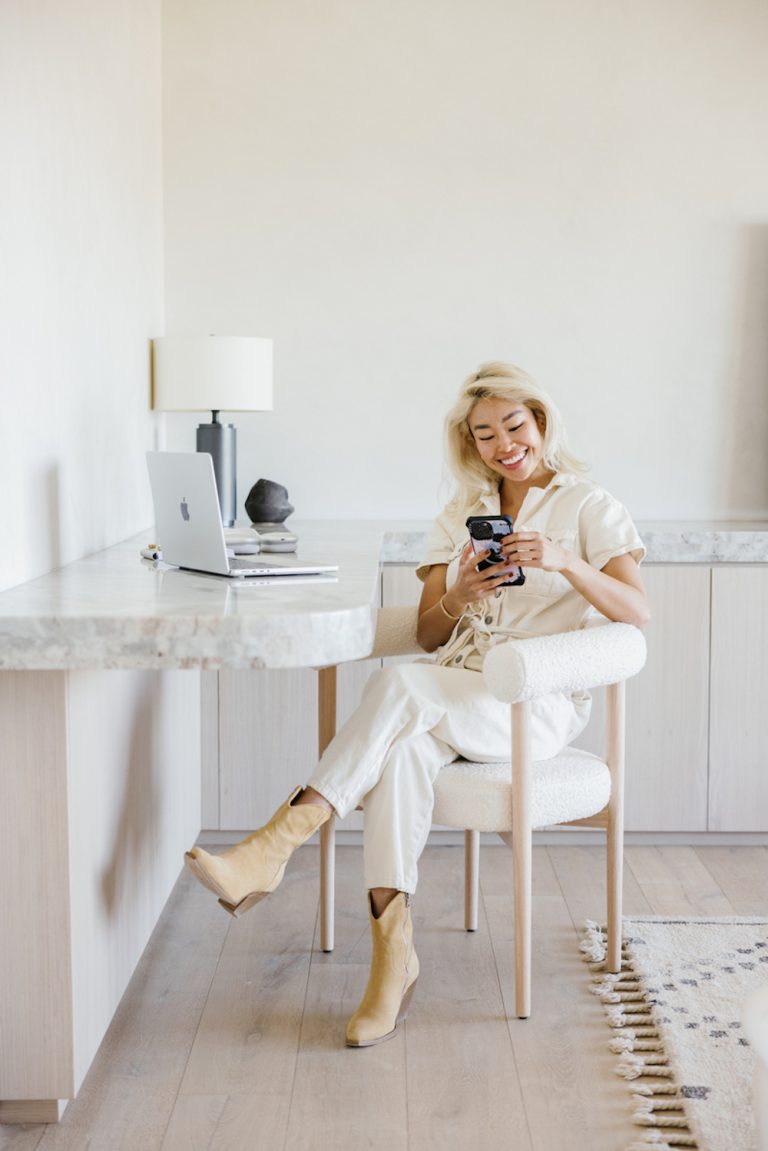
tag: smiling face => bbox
[467,397,554,493]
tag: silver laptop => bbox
[146,452,338,579]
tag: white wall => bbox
[162,0,768,524]
[0,0,164,593]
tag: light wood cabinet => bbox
[624,566,710,830]
[201,563,768,835]
[382,564,424,608]
[202,569,422,832]
[204,578,383,831]
[709,567,768,831]
[217,666,318,830]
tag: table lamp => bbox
[152,336,273,526]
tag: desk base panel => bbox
[0,1100,66,1124]
[0,668,201,1122]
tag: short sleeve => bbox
[579,488,646,571]
[415,508,464,583]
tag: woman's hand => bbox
[502,532,651,628]
[445,542,521,611]
[502,531,574,574]
[416,545,521,652]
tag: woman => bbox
[185,362,650,1048]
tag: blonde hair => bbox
[445,362,587,504]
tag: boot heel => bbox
[218,891,268,918]
[395,978,418,1025]
[185,853,267,916]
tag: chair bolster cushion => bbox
[369,605,423,660]
[482,622,647,703]
[432,749,611,832]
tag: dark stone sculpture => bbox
[244,478,294,525]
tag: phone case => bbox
[465,515,526,587]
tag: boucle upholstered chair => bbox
[316,607,647,1018]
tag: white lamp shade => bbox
[152,336,273,412]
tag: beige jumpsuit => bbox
[307,473,645,892]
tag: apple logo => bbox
[180,497,190,522]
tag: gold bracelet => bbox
[438,595,463,621]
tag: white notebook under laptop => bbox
[146,452,338,579]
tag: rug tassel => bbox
[627,1135,676,1149]
[597,989,647,1004]
[626,1135,698,1149]
[612,1025,659,1039]
[582,922,699,1151]
[581,920,608,962]
[634,1110,692,1129]
[632,1097,686,1113]
[632,1083,681,1097]
[610,1036,663,1053]
[626,1142,675,1150]
[584,920,700,1151]
[607,1006,655,1027]
[592,976,643,995]
[617,1054,675,1079]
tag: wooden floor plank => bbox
[3,844,765,1151]
[208,1095,292,1151]
[548,841,654,926]
[13,869,229,1151]
[178,849,319,1098]
[625,845,735,916]
[0,1126,45,1151]
[692,846,768,915]
[159,1095,228,1151]
[405,847,532,1151]
[483,886,634,1151]
[478,842,560,899]
[32,870,229,1151]
[287,964,408,1151]
[286,846,408,1151]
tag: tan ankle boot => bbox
[346,892,419,1048]
[185,787,330,917]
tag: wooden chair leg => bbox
[464,829,480,931]
[606,817,623,974]
[317,665,338,953]
[319,815,336,953]
[511,701,532,1019]
[605,681,626,973]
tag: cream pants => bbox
[306,661,589,894]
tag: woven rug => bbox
[581,917,768,1151]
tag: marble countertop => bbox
[0,523,385,671]
[380,521,768,565]
[1,519,767,672]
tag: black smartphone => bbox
[465,515,525,587]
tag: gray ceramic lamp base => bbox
[197,420,237,526]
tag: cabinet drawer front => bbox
[625,567,709,831]
[709,567,768,831]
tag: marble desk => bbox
[0,522,394,672]
[2,519,767,674]
[1,518,767,1124]
[0,522,391,1125]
